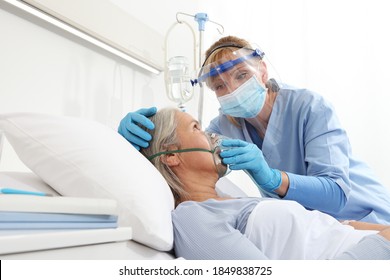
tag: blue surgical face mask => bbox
[217,75,266,118]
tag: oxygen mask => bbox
[205,132,231,178]
[148,131,231,178]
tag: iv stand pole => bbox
[176,12,224,127]
[194,13,207,127]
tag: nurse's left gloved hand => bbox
[118,107,157,151]
[220,139,282,193]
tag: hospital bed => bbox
[0,171,174,260]
[0,113,248,259]
[0,113,174,259]
[0,1,252,259]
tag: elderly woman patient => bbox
[140,107,390,260]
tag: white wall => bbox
[1,0,390,191]
[0,1,172,171]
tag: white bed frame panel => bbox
[1,240,175,260]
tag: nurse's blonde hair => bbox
[140,107,190,206]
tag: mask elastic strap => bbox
[148,148,214,161]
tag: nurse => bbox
[118,35,390,224]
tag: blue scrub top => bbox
[207,85,390,224]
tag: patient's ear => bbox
[161,153,180,167]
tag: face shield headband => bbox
[190,45,265,87]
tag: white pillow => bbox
[0,113,174,251]
[0,171,59,196]
[216,176,249,198]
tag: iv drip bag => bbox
[165,56,193,109]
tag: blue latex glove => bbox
[118,107,157,150]
[220,139,282,193]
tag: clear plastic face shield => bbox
[148,132,231,178]
[191,47,265,97]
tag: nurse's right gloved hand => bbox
[118,107,157,151]
[220,139,282,193]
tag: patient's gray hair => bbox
[141,107,189,205]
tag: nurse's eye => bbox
[211,82,226,92]
[235,71,248,81]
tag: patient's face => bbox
[175,111,217,176]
